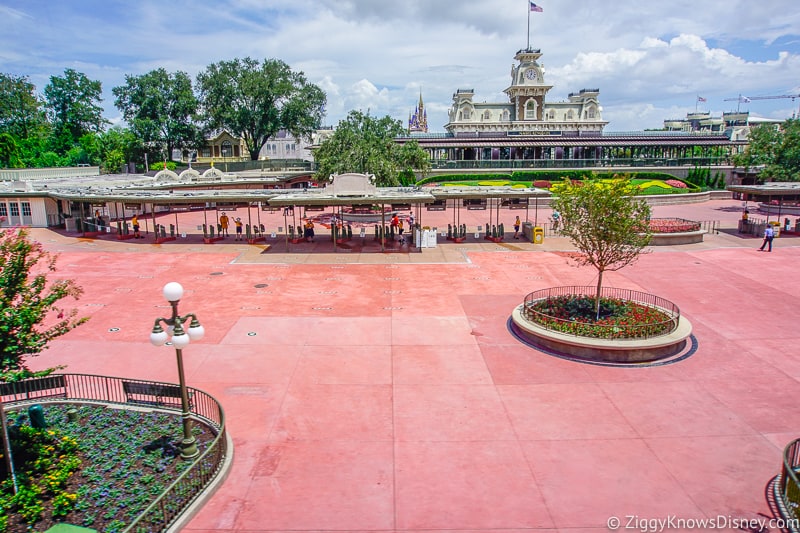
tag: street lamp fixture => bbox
[149,281,204,460]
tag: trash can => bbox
[533,226,544,244]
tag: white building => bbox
[445,48,607,136]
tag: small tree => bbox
[0,228,88,380]
[550,177,652,318]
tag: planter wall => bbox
[648,230,706,246]
[511,303,693,364]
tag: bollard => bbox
[67,408,78,422]
[29,404,46,429]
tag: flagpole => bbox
[527,1,531,49]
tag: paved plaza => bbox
[23,198,800,532]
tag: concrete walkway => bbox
[25,198,800,532]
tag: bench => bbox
[0,375,67,402]
[122,381,191,409]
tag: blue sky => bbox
[1,0,798,133]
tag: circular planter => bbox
[511,287,693,364]
[647,229,706,245]
[646,218,705,245]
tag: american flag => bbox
[530,2,543,12]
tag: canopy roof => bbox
[727,182,800,197]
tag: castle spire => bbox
[408,90,428,133]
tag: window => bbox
[567,110,574,120]
[483,111,491,121]
[502,110,510,121]
[462,108,471,120]
[587,107,596,119]
[221,140,233,158]
[525,100,537,120]
[202,147,211,158]
[548,110,555,120]
[9,203,19,216]
[21,202,31,216]
[0,203,6,217]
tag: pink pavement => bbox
[22,198,800,532]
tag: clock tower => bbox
[504,48,553,122]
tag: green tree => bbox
[0,228,88,379]
[313,110,430,186]
[113,68,201,162]
[98,126,142,172]
[0,74,46,138]
[550,177,652,318]
[43,69,108,150]
[196,57,326,160]
[734,119,800,181]
[0,133,22,168]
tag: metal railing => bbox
[779,439,800,527]
[428,156,731,170]
[1,373,227,533]
[521,286,681,339]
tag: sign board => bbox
[124,203,142,210]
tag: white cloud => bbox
[0,0,798,132]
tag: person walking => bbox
[759,224,775,252]
[513,215,521,239]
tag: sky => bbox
[1,0,799,133]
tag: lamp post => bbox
[149,282,204,460]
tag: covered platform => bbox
[5,171,550,253]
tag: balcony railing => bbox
[428,157,730,170]
[1,373,227,533]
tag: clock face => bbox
[525,69,537,81]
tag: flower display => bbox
[648,218,700,233]
[526,295,674,339]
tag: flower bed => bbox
[648,218,701,234]
[524,294,675,340]
[1,404,216,533]
[512,286,692,363]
